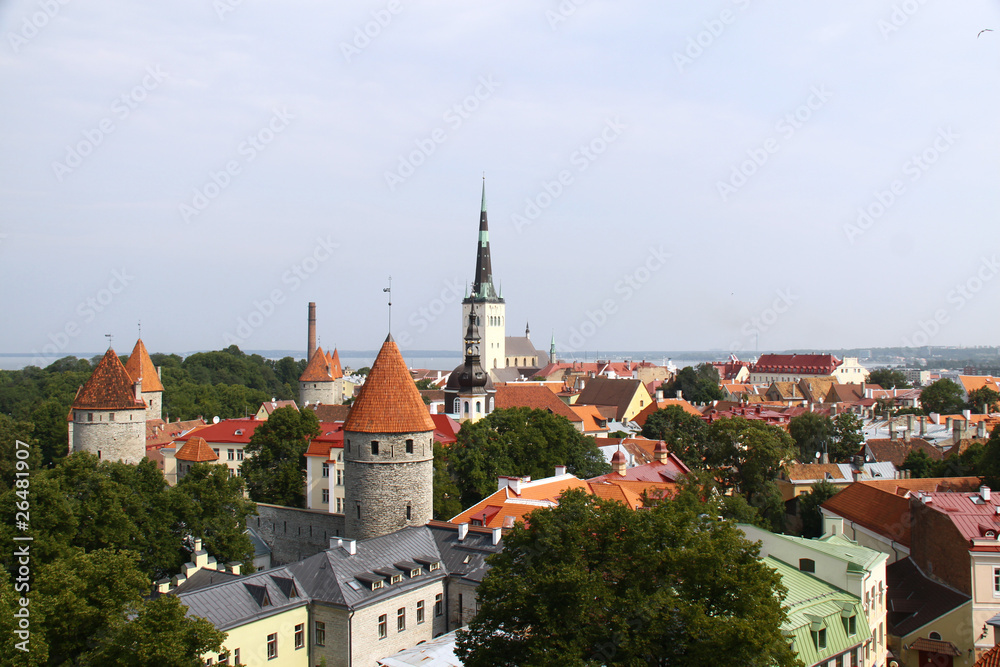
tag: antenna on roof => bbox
[383,276,392,334]
[137,320,141,340]
[105,333,113,350]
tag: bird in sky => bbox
[979,28,994,38]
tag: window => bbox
[799,558,815,573]
[228,448,235,460]
[322,489,329,503]
[109,412,115,421]
[205,659,212,666]
[336,497,343,513]
[371,441,379,455]
[378,614,387,639]
[267,633,278,659]
[454,398,461,414]
[929,631,942,641]
[406,505,412,520]
[842,614,856,636]
[213,449,219,457]
[357,504,361,519]
[406,439,413,454]
[337,468,343,486]
[97,451,101,459]
[294,623,304,649]
[322,462,329,477]
[88,412,93,422]
[397,607,406,632]
[435,593,443,617]
[315,621,326,646]
[234,649,239,664]
[218,651,229,665]
[347,439,351,453]
[995,566,1000,596]
[237,449,244,461]
[417,600,425,624]
[811,627,827,650]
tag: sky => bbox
[1,0,999,363]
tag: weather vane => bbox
[105,333,113,349]
[383,276,392,333]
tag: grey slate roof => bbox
[505,336,548,366]
[428,522,503,585]
[177,566,308,631]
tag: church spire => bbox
[471,178,499,301]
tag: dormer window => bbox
[799,559,815,573]
[234,429,243,436]
[390,574,402,585]
[372,580,383,590]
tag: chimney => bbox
[656,388,664,401]
[964,409,972,420]
[329,537,342,550]
[492,527,502,545]
[342,538,356,555]
[831,404,838,416]
[824,515,844,537]
[920,416,926,437]
[612,449,627,476]
[457,523,469,541]
[654,441,669,464]
[676,390,683,400]
[946,417,953,431]
[906,414,915,433]
[554,465,567,477]
[228,562,242,576]
[889,422,896,441]
[307,302,317,361]
[979,421,988,439]
[982,486,992,502]
[157,366,162,380]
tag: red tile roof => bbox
[145,418,206,448]
[865,438,941,467]
[328,348,344,379]
[632,399,702,427]
[751,353,842,375]
[174,436,219,462]
[309,404,351,422]
[124,338,164,392]
[71,348,147,411]
[257,400,298,416]
[174,418,260,445]
[975,644,1000,667]
[430,414,461,445]
[299,346,335,382]
[495,384,582,422]
[920,490,1000,552]
[821,478,981,547]
[343,335,435,434]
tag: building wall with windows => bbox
[305,445,345,514]
[204,605,310,667]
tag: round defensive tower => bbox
[69,348,147,464]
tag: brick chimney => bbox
[307,302,317,361]
[654,441,668,464]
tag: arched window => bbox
[454,398,461,414]
[463,401,470,416]
[798,558,815,573]
[489,397,494,412]
[475,401,481,414]
[929,632,941,641]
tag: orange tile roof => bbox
[71,348,147,411]
[570,404,610,432]
[495,384,582,422]
[124,338,164,392]
[174,436,219,462]
[975,644,1000,667]
[343,335,435,434]
[958,375,1000,394]
[299,346,334,382]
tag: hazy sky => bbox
[2,1,999,362]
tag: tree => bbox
[640,405,707,469]
[241,406,319,507]
[900,449,935,478]
[978,425,1000,489]
[456,488,801,667]
[433,442,463,520]
[920,379,965,415]
[866,369,910,389]
[663,364,723,404]
[968,387,1000,414]
[788,413,832,463]
[831,413,864,463]
[448,408,610,506]
[799,481,841,538]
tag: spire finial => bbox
[383,276,392,333]
[481,174,487,213]
[137,320,141,340]
[105,333,113,350]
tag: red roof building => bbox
[343,335,435,434]
[71,348,146,412]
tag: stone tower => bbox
[68,348,147,464]
[343,334,435,540]
[299,345,345,405]
[444,311,495,422]
[461,180,506,373]
[124,338,163,421]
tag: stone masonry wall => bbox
[250,503,346,567]
[72,408,145,464]
[300,381,335,406]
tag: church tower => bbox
[124,338,163,422]
[343,334,435,540]
[68,348,147,464]
[462,181,506,373]
[444,311,495,422]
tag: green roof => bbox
[767,557,871,666]
[743,526,885,574]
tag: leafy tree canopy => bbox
[968,387,1000,414]
[456,488,801,667]
[920,379,965,416]
[640,405,708,469]
[663,364,723,404]
[799,480,841,538]
[866,369,910,389]
[448,408,610,506]
[241,406,319,507]
[433,442,463,521]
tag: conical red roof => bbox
[344,335,434,434]
[299,346,333,382]
[71,349,147,411]
[174,436,219,462]
[124,339,164,392]
[328,348,343,379]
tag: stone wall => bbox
[300,381,335,407]
[250,503,345,566]
[71,408,145,464]
[141,390,162,421]
[343,430,434,540]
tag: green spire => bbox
[481,176,487,213]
